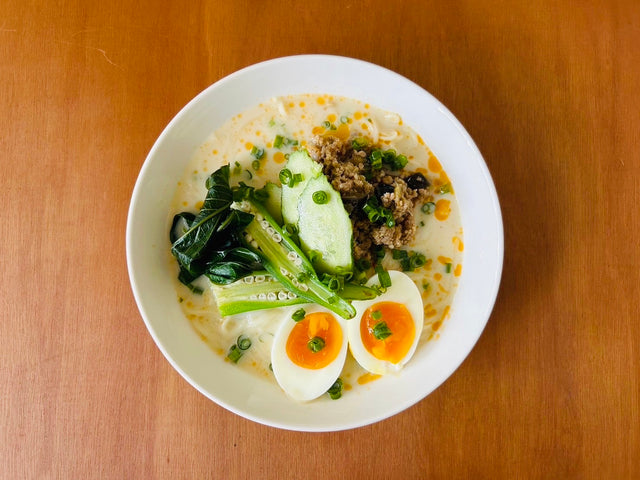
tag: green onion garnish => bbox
[292,308,306,322]
[251,159,261,171]
[327,378,343,400]
[283,223,298,236]
[279,168,292,185]
[187,284,204,295]
[308,250,322,263]
[439,184,451,194]
[340,115,349,124]
[237,335,252,351]
[445,263,452,273]
[312,190,328,204]
[372,321,393,340]
[370,149,383,170]
[307,336,326,352]
[375,264,392,289]
[371,310,382,320]
[421,202,435,215]
[392,249,408,260]
[227,345,243,363]
[363,197,395,227]
[289,173,304,187]
[250,146,265,159]
[410,253,426,269]
[232,161,242,175]
[352,137,368,150]
[321,120,331,129]
[273,134,284,148]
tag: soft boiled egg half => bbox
[349,270,424,375]
[271,305,348,402]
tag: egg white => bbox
[271,305,348,402]
[348,270,424,374]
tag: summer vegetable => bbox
[170,164,377,319]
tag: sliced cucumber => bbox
[280,150,323,226]
[297,175,353,275]
[260,182,282,225]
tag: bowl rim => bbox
[126,54,504,431]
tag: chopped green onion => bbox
[445,263,452,273]
[268,119,276,127]
[372,321,393,340]
[279,168,292,185]
[410,253,426,269]
[307,336,326,352]
[392,249,408,260]
[374,246,385,261]
[439,184,451,194]
[187,284,204,295]
[274,134,284,148]
[292,308,306,322]
[340,115,349,124]
[375,264,392,289]
[268,362,273,371]
[232,161,242,175]
[289,173,304,187]
[250,146,265,159]
[363,197,395,227]
[308,250,322,264]
[251,159,261,171]
[422,282,430,291]
[395,154,408,169]
[327,378,343,400]
[284,137,298,146]
[351,137,368,150]
[371,310,382,320]
[237,335,252,351]
[321,120,331,129]
[245,169,253,179]
[282,223,298,236]
[312,190,329,204]
[227,345,243,363]
[321,274,344,292]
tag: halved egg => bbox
[349,270,424,374]
[271,305,348,402]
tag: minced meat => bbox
[307,135,431,262]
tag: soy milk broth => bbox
[169,94,463,388]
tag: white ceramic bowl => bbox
[126,55,503,431]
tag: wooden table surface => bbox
[2,1,639,478]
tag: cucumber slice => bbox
[281,150,323,226]
[297,175,353,275]
[261,182,283,225]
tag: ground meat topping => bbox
[308,135,431,262]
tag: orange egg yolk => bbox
[286,312,343,369]
[360,302,415,364]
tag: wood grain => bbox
[1,0,639,478]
